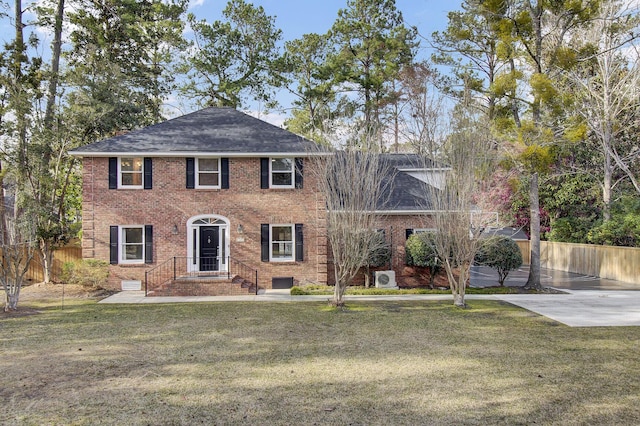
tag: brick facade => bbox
[82,156,328,291]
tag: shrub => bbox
[405,233,440,287]
[475,235,523,286]
[61,259,110,288]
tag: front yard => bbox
[1,294,639,425]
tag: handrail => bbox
[145,256,259,296]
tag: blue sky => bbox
[185,0,459,122]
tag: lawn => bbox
[1,297,639,425]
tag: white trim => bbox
[186,214,230,273]
[269,224,295,262]
[269,157,295,189]
[195,157,221,189]
[118,225,145,264]
[117,157,144,189]
[70,151,330,158]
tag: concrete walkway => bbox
[100,271,640,327]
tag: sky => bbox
[184,0,459,124]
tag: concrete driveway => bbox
[472,265,640,327]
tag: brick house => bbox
[70,107,439,295]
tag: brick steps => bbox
[147,275,259,296]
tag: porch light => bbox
[172,224,179,235]
[237,224,244,234]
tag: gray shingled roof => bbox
[377,154,438,211]
[70,107,320,156]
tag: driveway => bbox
[472,265,640,327]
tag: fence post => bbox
[228,256,231,280]
[173,257,176,281]
[255,271,258,295]
[144,271,148,296]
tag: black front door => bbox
[199,226,219,271]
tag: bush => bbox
[405,233,440,287]
[475,236,523,286]
[587,197,640,247]
[61,259,110,288]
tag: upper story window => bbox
[196,158,221,188]
[270,158,294,188]
[119,157,143,188]
[109,157,152,190]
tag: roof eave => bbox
[69,151,332,158]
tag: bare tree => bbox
[1,210,36,311]
[308,148,393,307]
[422,109,493,307]
[567,0,640,219]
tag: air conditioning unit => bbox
[375,270,398,289]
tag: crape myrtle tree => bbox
[180,0,285,109]
[307,143,393,307]
[0,213,36,311]
[421,105,494,308]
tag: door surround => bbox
[186,214,230,273]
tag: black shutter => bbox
[295,224,304,262]
[261,224,269,262]
[186,157,195,189]
[260,158,269,189]
[143,157,152,189]
[144,225,153,264]
[110,226,119,264]
[108,157,117,189]
[221,158,229,189]
[405,229,414,240]
[295,158,303,189]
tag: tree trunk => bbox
[39,239,53,284]
[603,148,612,221]
[5,290,20,311]
[525,173,542,290]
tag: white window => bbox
[196,158,220,188]
[119,157,143,188]
[270,225,294,261]
[270,158,294,188]
[120,226,144,264]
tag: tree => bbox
[565,0,640,219]
[308,148,393,307]
[283,33,338,144]
[421,106,494,307]
[486,0,601,290]
[475,235,523,286]
[180,0,285,109]
[396,62,448,155]
[1,212,36,311]
[67,0,187,132]
[329,0,417,148]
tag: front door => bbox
[199,226,219,271]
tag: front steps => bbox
[147,275,259,297]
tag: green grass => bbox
[1,299,639,425]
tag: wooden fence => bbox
[539,241,639,284]
[24,245,83,283]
